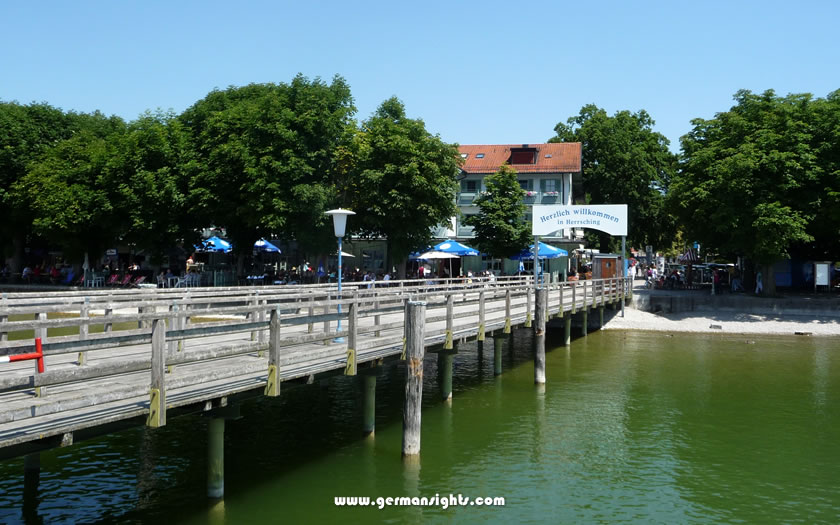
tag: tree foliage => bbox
[550,104,677,252]
[464,165,530,259]
[0,102,80,266]
[347,97,461,270]
[670,89,835,271]
[11,113,128,262]
[113,112,194,264]
[179,75,357,264]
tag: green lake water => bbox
[1,329,838,524]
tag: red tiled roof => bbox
[459,143,581,174]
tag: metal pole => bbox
[621,235,626,318]
[534,236,540,289]
[336,236,344,342]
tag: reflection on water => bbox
[1,329,839,524]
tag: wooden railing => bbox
[0,276,631,444]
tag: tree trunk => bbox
[11,234,25,273]
[236,253,246,277]
[762,263,776,296]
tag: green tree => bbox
[801,90,840,259]
[11,113,129,266]
[347,97,461,276]
[179,75,356,272]
[670,89,821,294]
[0,102,77,270]
[112,111,195,265]
[549,104,677,253]
[464,165,530,259]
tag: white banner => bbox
[533,204,628,236]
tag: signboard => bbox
[815,263,830,286]
[532,205,628,237]
[105,249,117,256]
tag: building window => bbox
[510,148,536,164]
[475,153,485,158]
[518,179,532,190]
[481,255,502,272]
[541,178,562,196]
[461,180,479,193]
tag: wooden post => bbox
[558,284,564,318]
[362,372,376,437]
[166,303,178,374]
[147,318,166,427]
[35,312,46,398]
[374,293,381,337]
[444,293,454,350]
[439,350,453,402]
[265,308,281,397]
[504,289,511,334]
[207,417,225,499]
[23,452,40,522]
[345,293,358,376]
[307,294,314,333]
[571,282,577,314]
[249,293,258,341]
[104,306,113,333]
[599,305,605,328]
[258,297,267,347]
[493,336,503,375]
[402,300,426,458]
[534,288,547,384]
[478,290,485,342]
[525,288,532,328]
[564,315,572,346]
[77,297,89,366]
[323,294,331,346]
[0,293,7,342]
[581,308,588,337]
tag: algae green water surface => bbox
[0,330,838,524]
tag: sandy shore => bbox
[603,307,840,336]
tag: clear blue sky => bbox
[3,0,838,152]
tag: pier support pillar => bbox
[534,288,547,385]
[23,453,40,522]
[207,417,225,499]
[439,351,454,402]
[581,309,588,337]
[402,301,426,458]
[564,316,572,346]
[362,372,377,437]
[493,337,503,376]
[599,306,605,328]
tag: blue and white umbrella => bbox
[510,242,568,260]
[197,236,232,253]
[254,238,281,253]
[433,240,480,256]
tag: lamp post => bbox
[325,208,355,343]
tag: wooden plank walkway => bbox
[0,276,630,457]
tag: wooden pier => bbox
[1,276,630,488]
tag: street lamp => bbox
[325,208,355,342]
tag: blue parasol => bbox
[510,242,568,260]
[433,240,480,256]
[254,238,281,253]
[197,236,233,253]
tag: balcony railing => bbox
[458,192,564,206]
